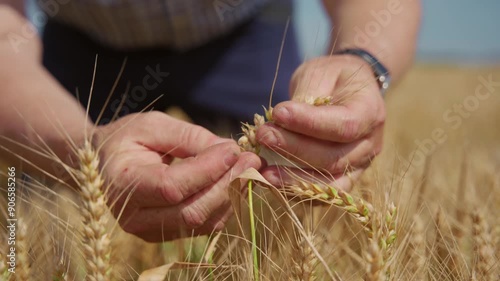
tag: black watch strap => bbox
[335,48,391,97]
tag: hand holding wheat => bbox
[257,55,386,191]
[92,112,262,242]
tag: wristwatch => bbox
[335,48,391,97]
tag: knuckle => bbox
[338,116,360,141]
[205,167,222,186]
[159,173,185,205]
[181,206,208,229]
[180,124,209,146]
[306,115,319,135]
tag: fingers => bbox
[120,152,262,242]
[125,141,241,207]
[127,204,234,242]
[109,111,229,158]
[175,152,261,228]
[269,99,383,143]
[256,123,382,173]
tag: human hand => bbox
[0,5,41,61]
[93,112,262,242]
[257,55,386,191]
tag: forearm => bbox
[0,5,92,175]
[1,0,24,15]
[323,0,421,82]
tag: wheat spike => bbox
[381,203,397,258]
[408,214,426,280]
[364,240,384,281]
[288,181,374,232]
[238,113,267,154]
[76,140,112,281]
[291,233,319,281]
[471,209,496,281]
[14,218,30,281]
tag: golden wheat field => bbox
[0,64,499,281]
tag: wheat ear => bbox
[291,232,319,281]
[288,181,373,231]
[364,240,384,281]
[471,209,496,281]
[14,218,30,281]
[76,140,112,281]
[408,214,426,281]
[238,114,266,154]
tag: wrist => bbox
[334,48,391,96]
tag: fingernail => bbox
[274,106,290,124]
[224,150,239,167]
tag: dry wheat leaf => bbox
[233,167,273,186]
[138,262,216,281]
[229,167,273,214]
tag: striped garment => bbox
[41,0,271,50]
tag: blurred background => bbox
[293,0,500,64]
[25,0,500,172]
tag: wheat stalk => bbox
[76,140,112,281]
